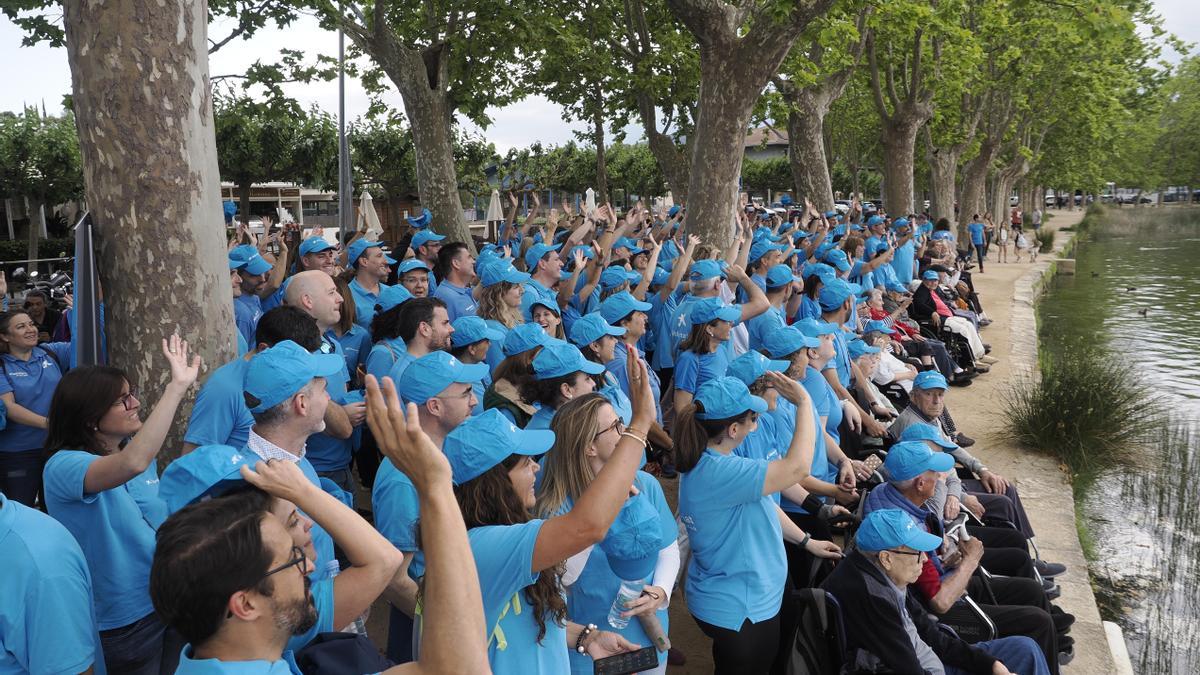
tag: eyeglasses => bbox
[260,546,307,581]
[886,549,925,559]
[593,417,625,440]
[113,387,140,411]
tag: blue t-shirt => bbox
[0,492,106,675]
[566,472,676,674]
[234,293,263,348]
[678,449,786,630]
[968,221,985,246]
[606,342,662,424]
[797,295,821,321]
[520,279,557,322]
[746,305,786,352]
[365,336,407,382]
[733,413,783,505]
[373,458,426,580]
[0,344,70,452]
[466,520,569,675]
[260,279,289,315]
[305,335,355,472]
[778,395,836,514]
[386,349,417,387]
[348,278,388,330]
[175,646,301,674]
[828,327,852,389]
[891,239,916,283]
[334,324,370,382]
[184,357,253,449]
[433,281,478,322]
[663,295,703,369]
[483,320,511,373]
[525,405,555,431]
[673,348,731,395]
[42,450,165,629]
[802,366,842,444]
[649,289,686,371]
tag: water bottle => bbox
[606,578,645,629]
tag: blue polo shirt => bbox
[0,343,69,452]
[827,327,852,389]
[650,289,686,370]
[520,279,556,322]
[679,449,786,631]
[234,294,263,348]
[175,646,301,674]
[606,342,662,424]
[797,295,821,321]
[746,305,785,352]
[348,278,389,330]
[802,365,842,444]
[0,492,106,675]
[777,395,836,514]
[334,324,370,380]
[433,280,478,321]
[733,412,783,505]
[305,335,356,472]
[891,239,916,282]
[673,347,731,395]
[385,349,417,385]
[483,320,511,372]
[43,450,165,630]
[373,458,426,579]
[365,336,407,382]
[968,221,985,246]
[184,357,254,449]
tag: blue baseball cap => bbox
[299,236,336,257]
[802,262,836,281]
[727,350,789,386]
[689,259,725,281]
[568,313,625,347]
[502,322,551,357]
[855,509,944,553]
[406,208,432,229]
[762,326,820,358]
[931,231,953,241]
[898,422,958,450]
[749,240,787,264]
[823,248,851,272]
[479,260,530,287]
[411,230,446,251]
[532,341,606,380]
[377,285,414,313]
[244,340,346,413]
[651,267,670,286]
[600,496,664,580]
[892,218,910,229]
[600,266,641,290]
[569,244,596,262]
[397,351,489,404]
[694,377,768,420]
[793,317,838,338]
[847,339,881,359]
[866,215,885,228]
[450,316,506,348]
[912,371,949,391]
[443,409,554,485]
[667,205,682,218]
[690,297,741,325]
[229,245,272,276]
[599,291,652,325]
[347,239,396,267]
[818,278,859,311]
[614,237,646,256]
[765,264,802,289]
[524,242,561,271]
[921,269,940,281]
[397,259,430,275]
[884,440,955,481]
[862,320,893,336]
[159,444,256,514]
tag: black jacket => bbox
[821,550,997,674]
[910,284,940,324]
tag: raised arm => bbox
[762,372,816,495]
[725,264,769,322]
[660,235,700,303]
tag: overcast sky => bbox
[1,1,1194,154]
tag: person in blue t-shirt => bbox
[385,297,455,385]
[396,258,433,298]
[230,245,276,348]
[410,230,447,295]
[449,316,504,416]
[42,333,200,675]
[0,490,107,675]
[443,356,655,674]
[346,238,396,330]
[364,285,415,382]
[331,277,371,387]
[522,341,604,430]
[0,309,71,505]
[432,242,480,321]
[967,215,987,272]
[675,377,841,673]
[476,260,530,372]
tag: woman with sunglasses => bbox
[676,375,841,673]
[41,334,200,675]
[536,392,679,675]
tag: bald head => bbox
[285,271,343,330]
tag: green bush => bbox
[1037,227,1056,253]
[1002,348,1162,486]
[0,239,74,263]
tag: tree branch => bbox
[866,32,895,123]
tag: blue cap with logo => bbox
[762,326,820,358]
[524,242,562,271]
[847,339,881,359]
[802,262,837,281]
[818,278,859,311]
[479,260,530,287]
[898,422,958,450]
[397,259,430,275]
[651,267,670,286]
[695,377,768,420]
[765,264,802,289]
[450,316,506,349]
[377,285,414,313]
[443,409,554,485]
[727,350,789,386]
[690,297,741,325]
[569,313,625,347]
[397,351,489,404]
[749,240,787,264]
[299,236,336,257]
[600,266,641,290]
[884,440,955,481]
[614,237,646,256]
[823,248,851,272]
[912,370,949,391]
[600,496,665,580]
[406,208,432,229]
[921,269,940,281]
[599,292,653,325]
[159,444,256,514]
[867,215,885,228]
[532,340,606,380]
[569,244,596,262]
[689,259,725,281]
[411,230,446,251]
[892,218,910,229]
[862,320,892,335]
[243,340,346,414]
[347,240,397,267]
[793,317,838,338]
[229,245,272,276]
[855,508,944,553]
[502,323,552,357]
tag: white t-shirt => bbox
[873,351,915,393]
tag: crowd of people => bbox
[0,193,1076,675]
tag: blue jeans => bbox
[100,612,183,675]
[948,636,1050,675]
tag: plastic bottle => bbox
[606,578,645,629]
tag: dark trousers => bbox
[100,612,183,675]
[967,576,1060,675]
[0,448,45,507]
[386,605,415,664]
[963,478,1035,538]
[695,609,793,675]
[783,512,835,589]
[971,242,986,270]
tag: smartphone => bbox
[593,646,659,675]
[862,454,883,474]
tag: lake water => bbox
[1037,208,1200,674]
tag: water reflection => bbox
[1038,210,1200,674]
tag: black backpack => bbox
[786,589,848,675]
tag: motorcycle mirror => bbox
[11,267,27,282]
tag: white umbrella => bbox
[485,189,504,222]
[585,188,596,217]
[663,191,675,211]
[275,206,296,224]
[360,190,383,239]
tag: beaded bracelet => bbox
[575,623,597,653]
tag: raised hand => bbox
[625,346,656,430]
[685,234,701,250]
[765,371,808,406]
[586,631,640,660]
[239,458,312,504]
[162,333,202,390]
[364,375,452,490]
[572,248,586,271]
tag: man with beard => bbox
[231,244,275,348]
[386,297,455,382]
[347,239,396,330]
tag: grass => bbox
[1037,227,1056,253]
[1002,347,1163,488]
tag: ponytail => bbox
[674,402,757,473]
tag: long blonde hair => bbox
[535,393,611,519]
[478,282,522,329]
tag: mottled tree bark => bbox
[958,136,1001,227]
[64,0,235,461]
[866,31,934,216]
[786,102,836,210]
[878,115,925,214]
[635,91,691,201]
